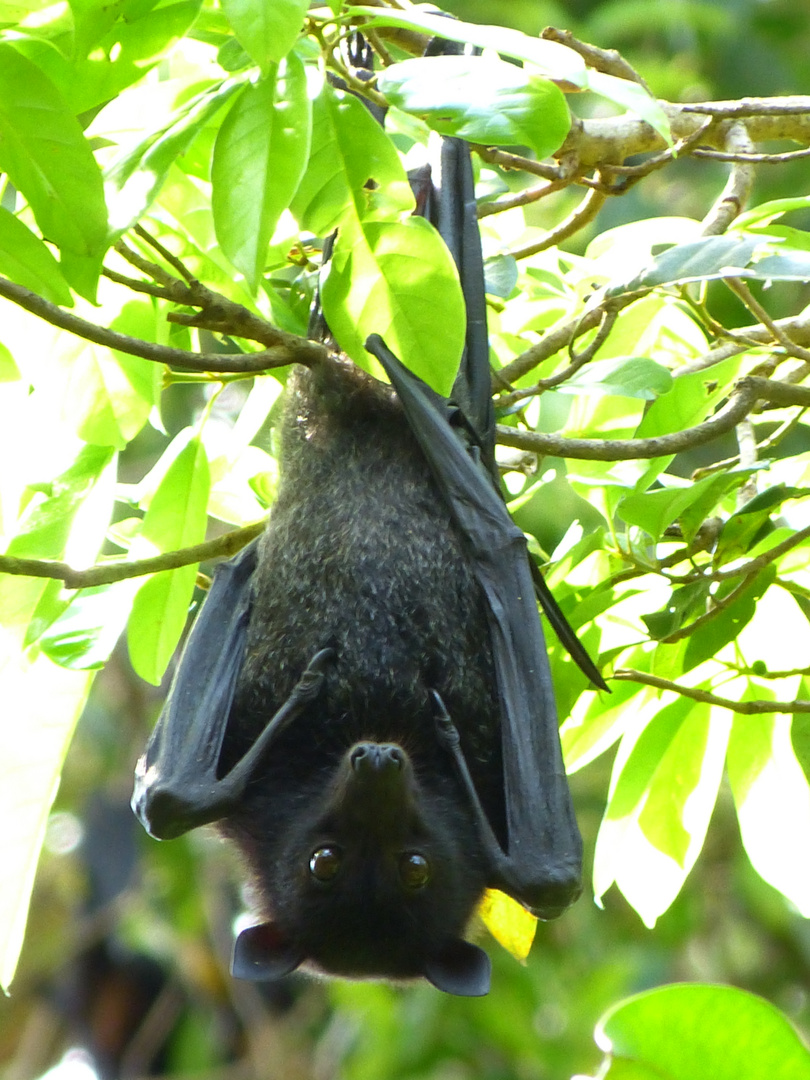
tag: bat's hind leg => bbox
[133,648,334,839]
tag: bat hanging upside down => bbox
[132,115,604,997]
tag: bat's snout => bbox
[350,742,404,775]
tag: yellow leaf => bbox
[477,889,537,962]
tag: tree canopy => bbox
[2,0,810,1075]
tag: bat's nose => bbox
[350,742,404,775]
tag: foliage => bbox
[1,0,810,1074]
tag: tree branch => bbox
[495,377,810,460]
[0,276,327,373]
[0,522,266,590]
[613,669,810,714]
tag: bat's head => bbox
[231,740,491,996]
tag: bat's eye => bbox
[309,846,342,882]
[399,852,430,890]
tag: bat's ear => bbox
[231,922,304,982]
[423,940,491,997]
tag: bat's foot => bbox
[295,648,336,701]
[429,689,461,752]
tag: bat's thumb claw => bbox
[296,648,336,698]
[429,689,461,749]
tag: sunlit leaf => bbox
[220,0,308,74]
[348,6,588,86]
[378,55,570,159]
[212,54,311,287]
[0,43,107,258]
[0,644,94,990]
[596,984,810,1080]
[321,216,465,395]
[291,83,414,235]
[477,889,537,962]
[0,208,72,306]
[728,706,810,916]
[127,435,210,684]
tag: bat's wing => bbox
[131,537,332,840]
[363,129,597,918]
[367,334,581,918]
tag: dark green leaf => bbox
[348,7,588,86]
[683,566,776,673]
[641,580,711,640]
[556,356,673,400]
[378,56,571,159]
[607,235,761,296]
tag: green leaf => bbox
[791,695,810,786]
[0,443,115,648]
[0,343,20,382]
[587,70,671,143]
[596,984,810,1080]
[747,251,810,282]
[734,195,810,228]
[641,580,711,640]
[212,55,311,288]
[728,706,810,916]
[635,353,741,440]
[483,254,517,298]
[50,337,157,450]
[2,444,115,563]
[607,235,761,296]
[14,0,202,115]
[713,484,805,565]
[556,356,672,400]
[348,7,588,87]
[683,566,776,673]
[291,83,414,235]
[220,0,308,74]
[105,77,245,234]
[561,679,645,773]
[39,582,136,669]
[377,55,570,159]
[678,468,758,545]
[321,216,465,395]
[0,649,94,991]
[618,482,708,541]
[0,208,72,306]
[127,435,211,685]
[0,43,107,258]
[594,699,730,924]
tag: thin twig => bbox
[477,179,568,218]
[0,521,266,589]
[496,374,810,460]
[613,669,810,713]
[510,186,607,259]
[0,276,327,372]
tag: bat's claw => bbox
[429,689,461,751]
[295,648,336,699]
